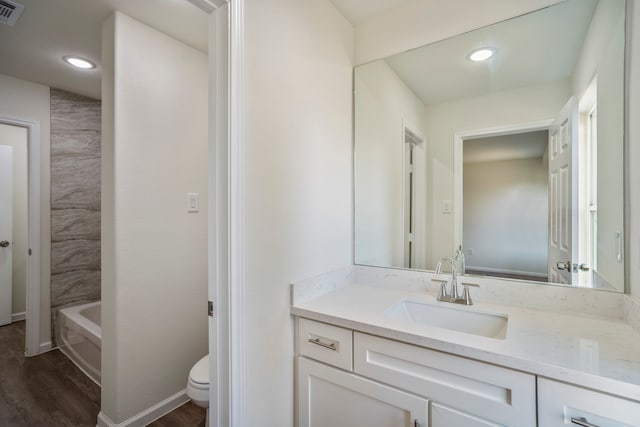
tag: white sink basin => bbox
[384,300,508,339]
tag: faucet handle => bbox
[434,261,443,274]
[460,282,479,305]
[436,281,449,300]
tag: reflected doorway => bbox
[462,129,550,282]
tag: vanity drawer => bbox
[538,378,640,427]
[353,332,536,427]
[298,318,353,371]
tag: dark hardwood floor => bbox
[0,321,205,427]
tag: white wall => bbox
[0,123,28,316]
[243,0,353,424]
[0,73,51,347]
[572,0,626,291]
[630,1,640,297]
[464,157,548,276]
[101,12,208,423]
[354,60,428,269]
[424,79,571,267]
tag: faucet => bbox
[433,256,477,305]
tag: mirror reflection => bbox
[354,0,626,291]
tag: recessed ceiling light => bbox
[63,56,96,70]
[468,48,495,62]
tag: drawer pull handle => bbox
[571,417,599,427]
[308,337,337,351]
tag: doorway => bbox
[461,130,550,281]
[0,116,41,356]
[0,123,27,326]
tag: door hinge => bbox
[208,300,214,317]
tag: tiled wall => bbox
[50,89,101,344]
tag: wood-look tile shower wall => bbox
[50,89,101,344]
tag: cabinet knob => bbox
[0,240,9,248]
[571,417,599,427]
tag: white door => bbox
[0,144,14,326]
[548,98,578,284]
[298,357,429,427]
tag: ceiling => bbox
[383,0,599,105]
[0,0,208,99]
[464,131,548,164]
[329,0,413,25]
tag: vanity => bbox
[291,266,640,427]
[292,0,639,425]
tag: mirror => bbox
[354,0,626,292]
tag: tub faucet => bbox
[433,256,478,305]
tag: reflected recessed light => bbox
[468,48,495,62]
[63,56,96,70]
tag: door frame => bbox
[0,115,41,357]
[186,0,246,425]
[452,119,554,254]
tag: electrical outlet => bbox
[468,248,474,256]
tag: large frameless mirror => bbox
[354,0,626,292]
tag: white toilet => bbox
[187,354,210,421]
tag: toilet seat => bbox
[187,354,210,407]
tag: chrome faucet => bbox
[433,256,478,305]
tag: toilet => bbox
[187,354,210,421]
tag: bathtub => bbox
[58,301,101,385]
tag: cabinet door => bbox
[354,332,535,426]
[431,403,501,427]
[538,378,640,427]
[298,357,428,427]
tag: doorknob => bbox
[0,240,9,248]
[556,261,571,271]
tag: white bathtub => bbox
[58,301,101,385]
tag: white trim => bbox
[11,311,26,322]
[206,1,245,426]
[96,390,190,427]
[401,119,426,270]
[208,4,229,427]
[39,340,52,353]
[452,119,554,251]
[0,115,42,357]
[228,1,246,425]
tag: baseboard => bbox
[465,265,547,278]
[96,389,190,427]
[38,341,52,354]
[11,311,26,322]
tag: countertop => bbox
[291,283,640,402]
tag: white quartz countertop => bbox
[291,283,640,402]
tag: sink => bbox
[384,300,508,339]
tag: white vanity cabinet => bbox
[353,332,536,427]
[296,318,535,426]
[295,317,640,427]
[298,357,429,427]
[297,318,428,426]
[537,378,640,427]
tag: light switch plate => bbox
[442,199,452,214]
[187,193,199,213]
